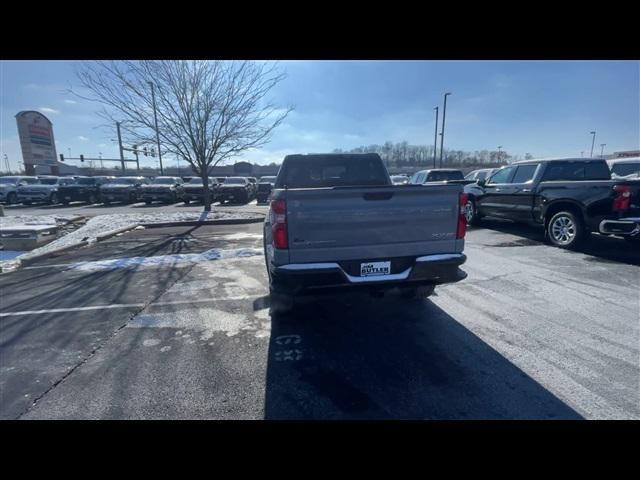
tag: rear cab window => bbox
[542,161,611,181]
[276,154,390,188]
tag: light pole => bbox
[439,92,452,168]
[600,143,606,158]
[116,121,126,172]
[148,81,164,175]
[589,131,596,158]
[498,145,503,163]
[433,106,439,169]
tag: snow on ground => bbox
[68,247,263,272]
[0,214,81,228]
[1,210,263,272]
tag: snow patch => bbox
[15,211,261,264]
[67,247,263,271]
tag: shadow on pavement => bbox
[264,292,583,420]
[474,218,640,266]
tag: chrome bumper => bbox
[276,253,466,285]
[599,217,640,236]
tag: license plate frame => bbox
[360,261,391,277]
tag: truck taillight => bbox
[270,199,288,249]
[457,193,468,239]
[612,184,632,212]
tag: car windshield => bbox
[76,178,96,185]
[0,177,20,184]
[38,178,59,185]
[188,178,208,184]
[111,178,139,185]
[224,177,247,185]
[611,163,640,177]
[152,178,177,185]
[428,171,464,181]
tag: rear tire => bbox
[145,200,152,205]
[23,201,32,206]
[465,198,482,226]
[87,193,97,204]
[547,211,586,249]
[184,198,190,205]
[6,192,17,205]
[49,193,58,205]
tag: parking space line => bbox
[0,295,264,317]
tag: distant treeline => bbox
[330,141,534,168]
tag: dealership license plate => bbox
[360,261,391,277]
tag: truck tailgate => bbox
[285,184,463,263]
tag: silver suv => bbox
[17,176,76,205]
[0,176,39,204]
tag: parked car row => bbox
[0,174,277,206]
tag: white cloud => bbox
[78,136,89,141]
[38,107,60,114]
[64,99,78,104]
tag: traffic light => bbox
[143,147,148,157]
[59,154,64,162]
[80,154,85,163]
[150,148,155,158]
[132,144,137,153]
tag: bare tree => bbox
[72,60,292,211]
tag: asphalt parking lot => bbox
[1,220,638,419]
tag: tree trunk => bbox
[202,168,212,212]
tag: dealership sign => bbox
[15,110,58,166]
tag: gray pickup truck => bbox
[263,153,469,313]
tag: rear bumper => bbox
[599,217,640,237]
[141,192,175,201]
[270,253,467,295]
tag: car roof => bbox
[607,157,640,164]
[512,157,607,165]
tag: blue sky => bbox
[1,60,638,171]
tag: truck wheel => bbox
[6,192,17,205]
[547,211,586,249]
[23,201,32,205]
[145,200,152,205]
[49,193,59,205]
[127,193,136,204]
[184,198,190,205]
[62,200,70,206]
[464,198,481,226]
[103,200,110,206]
[88,193,97,204]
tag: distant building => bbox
[612,150,640,158]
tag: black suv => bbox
[100,176,149,204]
[139,176,185,204]
[183,177,220,204]
[58,176,114,205]
[256,176,277,204]
[218,177,252,204]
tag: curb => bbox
[19,240,90,266]
[95,224,140,242]
[140,216,265,229]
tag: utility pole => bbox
[433,106,439,169]
[498,146,503,163]
[148,82,164,175]
[439,92,452,168]
[3,154,10,173]
[116,121,126,172]
[589,131,596,158]
[600,143,606,158]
